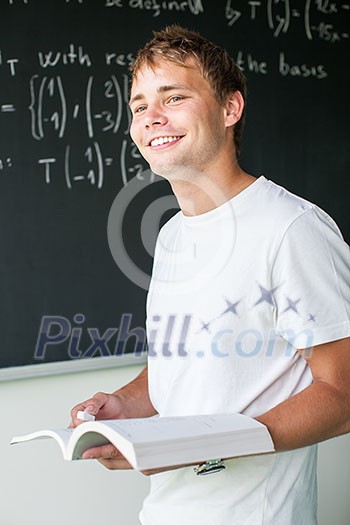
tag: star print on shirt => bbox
[219,298,240,317]
[308,313,317,322]
[197,298,240,333]
[282,297,301,314]
[254,285,279,307]
[198,320,211,333]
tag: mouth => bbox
[148,135,185,148]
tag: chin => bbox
[151,165,182,180]
[148,155,196,181]
[148,161,174,178]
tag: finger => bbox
[70,403,92,426]
[68,413,85,428]
[70,393,108,426]
[97,457,133,470]
[82,444,122,460]
[86,392,110,414]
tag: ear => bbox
[224,91,244,128]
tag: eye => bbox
[134,105,147,114]
[168,95,184,103]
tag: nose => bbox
[144,104,168,129]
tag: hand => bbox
[69,391,129,428]
[79,429,185,474]
[69,391,132,468]
[84,448,189,475]
[70,393,194,474]
[81,442,133,470]
[68,368,157,471]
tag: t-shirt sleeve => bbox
[271,207,350,349]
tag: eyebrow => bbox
[129,84,189,107]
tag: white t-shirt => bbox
[139,176,350,525]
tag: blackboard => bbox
[0,0,349,374]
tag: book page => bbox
[11,428,75,458]
[95,413,263,444]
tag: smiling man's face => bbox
[129,58,233,181]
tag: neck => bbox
[168,163,256,216]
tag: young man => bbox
[70,26,350,524]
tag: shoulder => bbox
[258,177,313,220]
[254,176,344,241]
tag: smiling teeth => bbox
[150,136,181,147]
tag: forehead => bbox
[130,58,210,99]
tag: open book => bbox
[11,413,274,470]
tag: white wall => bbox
[1,365,349,525]
[318,434,350,524]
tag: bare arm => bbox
[256,337,350,451]
[70,366,156,425]
[111,366,157,419]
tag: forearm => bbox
[256,380,350,452]
[112,366,157,419]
